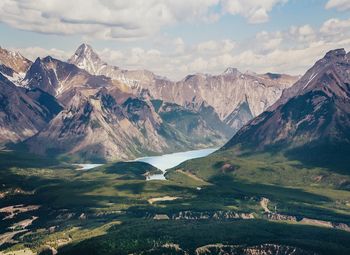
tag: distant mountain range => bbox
[0,44,298,161]
[69,44,297,130]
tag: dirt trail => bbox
[0,230,27,246]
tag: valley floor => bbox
[1,150,350,255]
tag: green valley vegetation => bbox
[1,149,350,255]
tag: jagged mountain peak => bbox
[24,54,113,98]
[75,43,98,58]
[323,48,346,60]
[316,48,349,67]
[222,67,240,76]
[0,46,32,74]
[68,43,107,75]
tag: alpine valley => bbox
[1,44,350,255]
[0,44,297,162]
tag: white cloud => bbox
[0,0,293,40]
[13,13,350,81]
[221,0,288,24]
[320,18,350,36]
[325,0,350,11]
[289,24,316,42]
[196,40,235,54]
[0,0,220,40]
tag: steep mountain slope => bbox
[224,97,254,131]
[22,56,116,102]
[0,73,62,145]
[171,70,296,121]
[223,48,350,170]
[152,100,230,144]
[25,87,226,161]
[68,44,298,132]
[0,47,32,84]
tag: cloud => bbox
[0,0,220,40]
[99,17,349,79]
[0,0,292,40]
[320,18,350,36]
[220,0,288,24]
[325,0,350,11]
[15,16,350,80]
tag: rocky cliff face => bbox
[0,47,32,84]
[0,73,62,145]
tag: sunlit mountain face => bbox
[1,1,350,255]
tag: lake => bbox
[134,147,218,180]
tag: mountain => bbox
[68,44,298,133]
[223,97,254,131]
[68,43,110,75]
[0,46,32,84]
[25,87,226,162]
[223,48,350,170]
[22,56,115,101]
[0,44,298,161]
[0,73,62,145]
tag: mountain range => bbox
[69,44,297,130]
[0,44,298,161]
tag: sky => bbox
[0,0,349,80]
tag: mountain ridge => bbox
[0,44,299,161]
[222,48,350,171]
[68,43,298,132]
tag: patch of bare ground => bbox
[0,205,40,220]
[0,189,34,199]
[9,216,38,230]
[0,230,27,246]
[0,248,35,255]
[148,196,179,204]
[175,169,206,182]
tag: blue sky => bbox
[0,0,349,79]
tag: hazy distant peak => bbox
[0,46,32,74]
[68,43,107,75]
[223,67,240,76]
